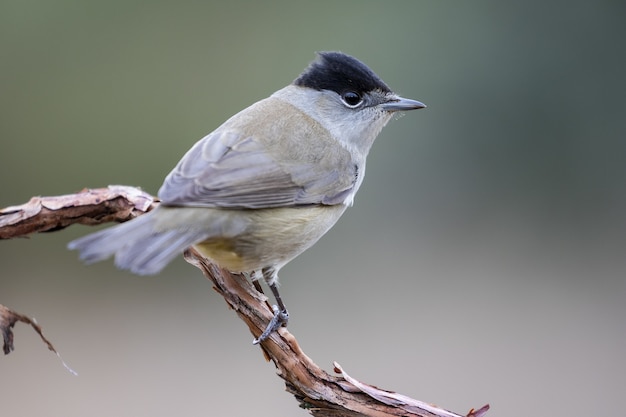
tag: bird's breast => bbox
[193,204,347,273]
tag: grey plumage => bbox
[158,97,357,209]
[68,52,424,342]
[68,209,213,275]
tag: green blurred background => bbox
[2,1,625,416]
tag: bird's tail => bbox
[68,210,210,275]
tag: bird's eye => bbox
[341,91,363,108]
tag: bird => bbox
[68,51,425,344]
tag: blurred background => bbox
[1,1,625,416]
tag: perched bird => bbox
[69,51,425,343]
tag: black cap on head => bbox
[294,52,392,96]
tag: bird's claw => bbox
[252,305,289,345]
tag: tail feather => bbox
[114,229,208,275]
[68,211,209,275]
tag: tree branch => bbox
[1,187,489,417]
[0,185,157,239]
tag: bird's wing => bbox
[158,123,357,209]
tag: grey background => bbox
[1,1,625,416]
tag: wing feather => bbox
[158,98,357,208]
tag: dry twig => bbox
[0,185,157,239]
[0,304,77,374]
[1,187,489,417]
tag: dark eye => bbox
[341,91,363,107]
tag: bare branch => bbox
[184,249,489,417]
[0,185,157,239]
[1,189,489,417]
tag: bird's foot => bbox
[252,304,289,345]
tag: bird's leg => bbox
[252,268,289,345]
[252,279,265,297]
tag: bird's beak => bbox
[381,95,426,111]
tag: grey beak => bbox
[382,96,426,111]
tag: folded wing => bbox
[158,126,357,209]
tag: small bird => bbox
[69,51,425,344]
